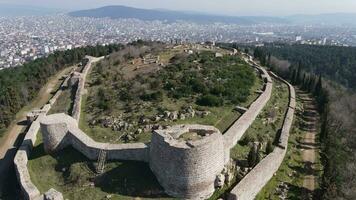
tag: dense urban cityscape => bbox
[1,14,356,69]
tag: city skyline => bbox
[1,0,356,16]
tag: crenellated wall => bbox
[228,72,296,200]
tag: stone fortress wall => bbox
[35,53,275,199]
[40,113,149,162]
[13,56,104,200]
[150,125,225,199]
[15,52,295,200]
[13,67,75,200]
[223,60,273,153]
[228,71,296,200]
[71,56,104,122]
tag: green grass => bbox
[240,73,264,108]
[28,134,174,200]
[230,78,290,161]
[255,91,323,199]
[79,56,263,144]
[48,86,74,115]
[29,51,266,199]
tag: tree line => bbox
[251,44,356,200]
[0,44,123,134]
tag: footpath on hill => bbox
[0,67,73,195]
[299,92,320,199]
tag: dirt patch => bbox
[299,92,319,199]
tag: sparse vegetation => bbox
[81,49,257,144]
[230,78,289,161]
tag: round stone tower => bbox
[40,113,77,153]
[149,124,225,199]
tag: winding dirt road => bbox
[0,67,72,194]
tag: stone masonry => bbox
[16,52,287,200]
[13,57,102,200]
[228,71,296,200]
[150,125,225,199]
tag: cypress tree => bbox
[315,75,323,97]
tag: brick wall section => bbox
[228,72,296,200]
[150,125,225,199]
[40,113,150,162]
[223,64,273,152]
[71,56,104,122]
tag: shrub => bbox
[266,139,274,154]
[140,91,163,102]
[196,95,223,107]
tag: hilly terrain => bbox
[68,5,287,24]
[69,5,356,26]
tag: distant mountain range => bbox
[69,5,356,26]
[68,5,288,25]
[2,4,356,26]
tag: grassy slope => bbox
[28,134,174,200]
[255,92,323,200]
[28,50,264,199]
[80,51,262,144]
[230,77,290,160]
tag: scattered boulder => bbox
[215,174,225,188]
[179,113,186,120]
[44,188,63,200]
[170,111,178,120]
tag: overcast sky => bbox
[1,0,356,16]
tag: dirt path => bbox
[299,93,319,199]
[0,67,73,193]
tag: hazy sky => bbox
[1,0,356,16]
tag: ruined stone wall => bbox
[228,72,296,200]
[223,64,273,152]
[40,113,150,162]
[149,125,225,199]
[48,69,74,106]
[14,67,78,200]
[71,56,104,122]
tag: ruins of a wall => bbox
[223,64,273,152]
[40,113,149,162]
[228,72,296,200]
[14,56,117,200]
[71,56,104,122]
[150,125,225,199]
[15,52,282,200]
[13,72,71,200]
